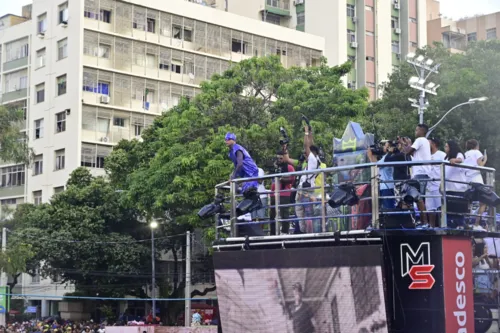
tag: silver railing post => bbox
[440,163,447,228]
[274,176,281,235]
[230,181,238,237]
[371,165,380,228]
[214,187,219,240]
[320,171,327,232]
[486,171,497,232]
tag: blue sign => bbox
[0,306,5,314]
[26,306,37,313]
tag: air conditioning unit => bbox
[350,42,358,48]
[37,32,45,39]
[352,17,358,23]
[294,0,304,5]
[100,95,110,104]
[100,137,109,143]
[61,21,68,27]
[394,3,400,9]
[395,28,401,34]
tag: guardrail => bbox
[213,160,497,239]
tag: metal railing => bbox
[214,160,497,239]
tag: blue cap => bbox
[225,132,236,141]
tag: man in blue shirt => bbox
[367,141,396,209]
[225,132,259,192]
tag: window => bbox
[36,83,45,103]
[409,18,417,23]
[54,186,64,194]
[232,39,248,54]
[55,149,65,170]
[4,71,28,92]
[348,55,356,63]
[81,144,112,169]
[366,56,375,61]
[172,25,192,42]
[31,266,41,281]
[147,18,156,33]
[37,13,47,34]
[101,10,111,23]
[113,117,125,127]
[366,82,376,88]
[56,112,66,133]
[57,75,67,95]
[467,32,477,42]
[365,6,373,11]
[146,53,157,68]
[59,2,68,24]
[391,16,399,29]
[392,41,400,53]
[347,4,355,17]
[366,31,374,36]
[134,125,143,136]
[487,28,497,40]
[0,199,17,206]
[34,119,44,139]
[262,12,281,25]
[57,38,68,60]
[97,82,110,95]
[36,48,46,68]
[297,12,305,26]
[0,165,25,188]
[5,39,29,62]
[33,155,43,175]
[410,41,418,48]
[98,44,110,58]
[171,59,182,74]
[347,29,356,43]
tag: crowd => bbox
[224,122,491,232]
[0,321,105,333]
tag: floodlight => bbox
[416,55,425,62]
[406,52,416,59]
[426,82,436,89]
[150,221,158,229]
[469,96,488,102]
[408,98,417,104]
[409,77,419,84]
[425,59,434,66]
[418,78,426,85]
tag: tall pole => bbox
[419,69,425,124]
[184,231,191,327]
[151,227,156,324]
[0,228,7,327]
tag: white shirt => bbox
[427,150,446,192]
[464,149,484,182]
[411,137,431,176]
[299,153,319,187]
[257,168,267,199]
[445,153,468,192]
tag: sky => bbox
[1,0,500,22]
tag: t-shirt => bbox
[299,153,319,187]
[270,164,296,197]
[464,149,484,182]
[445,153,467,192]
[291,303,315,333]
[378,155,394,190]
[428,150,446,192]
[411,137,431,176]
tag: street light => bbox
[407,53,441,124]
[426,97,489,138]
[150,220,158,323]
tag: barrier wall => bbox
[106,326,216,333]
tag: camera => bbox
[369,143,385,157]
[301,114,312,131]
[279,126,290,146]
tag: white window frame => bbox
[58,38,68,60]
[34,119,44,139]
[37,13,47,34]
[57,75,67,96]
[36,48,46,68]
[346,4,355,18]
[487,28,497,40]
[36,83,45,104]
[55,149,65,170]
[56,112,66,133]
[59,2,69,24]
[33,156,43,176]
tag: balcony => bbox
[1,89,28,103]
[3,57,28,72]
[264,0,291,16]
[442,31,466,53]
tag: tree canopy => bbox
[0,105,31,164]
[105,56,369,229]
[366,41,500,187]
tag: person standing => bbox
[367,141,395,210]
[464,139,488,227]
[399,124,432,226]
[426,137,447,226]
[290,283,316,333]
[269,150,295,235]
[225,132,259,192]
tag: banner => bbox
[0,286,7,314]
[214,245,388,333]
[442,237,475,333]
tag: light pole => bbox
[426,97,489,138]
[407,53,441,124]
[150,220,158,323]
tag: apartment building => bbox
[0,0,323,317]
[192,0,427,99]
[427,0,500,53]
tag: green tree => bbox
[105,56,369,228]
[12,168,156,298]
[368,41,500,185]
[0,240,34,292]
[0,105,31,164]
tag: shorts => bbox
[412,174,429,197]
[426,190,441,211]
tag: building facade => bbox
[0,0,323,317]
[427,0,500,53]
[190,0,427,99]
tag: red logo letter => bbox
[408,265,436,290]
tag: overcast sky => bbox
[2,0,500,24]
